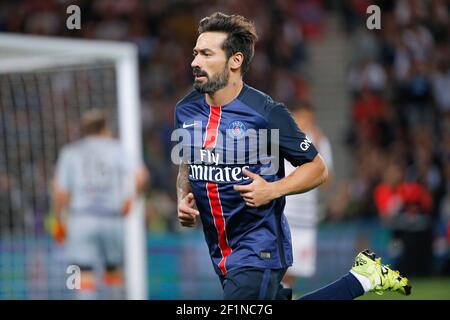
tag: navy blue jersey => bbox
[174,84,318,276]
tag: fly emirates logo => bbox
[171,124,280,178]
[189,149,250,182]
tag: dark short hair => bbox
[81,108,107,136]
[198,12,258,75]
[288,100,315,114]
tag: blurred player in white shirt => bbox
[282,101,333,290]
[52,109,148,299]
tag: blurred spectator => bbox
[431,44,450,114]
[374,160,434,276]
[340,0,449,276]
[348,59,387,94]
[283,100,334,289]
[349,89,389,147]
[340,0,373,33]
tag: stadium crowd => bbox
[333,0,450,275]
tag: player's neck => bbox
[205,78,243,107]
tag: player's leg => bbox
[282,228,317,295]
[66,215,99,300]
[298,249,411,300]
[103,265,124,299]
[100,216,125,300]
[298,272,364,300]
[221,267,288,300]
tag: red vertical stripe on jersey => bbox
[203,105,221,149]
[204,105,230,275]
[206,182,232,276]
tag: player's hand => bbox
[178,193,200,227]
[53,219,67,245]
[233,168,280,207]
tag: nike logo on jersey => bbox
[183,122,197,128]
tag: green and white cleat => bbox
[352,249,412,296]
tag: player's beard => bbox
[193,65,229,94]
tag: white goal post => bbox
[0,33,147,300]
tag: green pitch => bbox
[357,277,450,300]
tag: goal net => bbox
[0,33,147,299]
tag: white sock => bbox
[350,270,372,293]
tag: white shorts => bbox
[67,214,124,270]
[288,228,317,277]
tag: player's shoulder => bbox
[57,140,81,160]
[93,137,124,153]
[238,84,286,118]
[60,140,80,153]
[68,137,119,150]
[175,89,203,110]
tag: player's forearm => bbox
[52,178,70,222]
[177,163,192,203]
[53,193,70,222]
[273,154,328,198]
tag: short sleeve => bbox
[267,103,318,167]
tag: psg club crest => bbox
[227,120,247,139]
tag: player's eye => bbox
[200,50,213,57]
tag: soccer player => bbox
[53,109,148,299]
[282,101,334,293]
[174,12,411,300]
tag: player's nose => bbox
[191,55,201,69]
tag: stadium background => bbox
[0,0,449,299]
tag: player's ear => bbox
[229,52,244,71]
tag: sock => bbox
[350,270,372,293]
[298,273,365,300]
